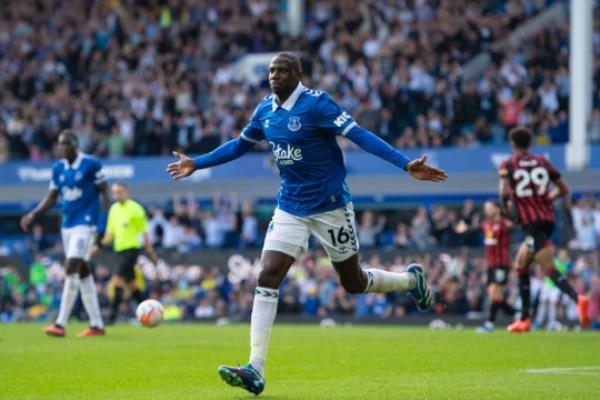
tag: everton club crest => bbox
[287,116,301,132]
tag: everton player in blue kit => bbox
[21,131,108,337]
[167,52,448,395]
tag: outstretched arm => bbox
[345,126,448,182]
[166,136,254,180]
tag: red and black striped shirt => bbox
[499,154,561,225]
[482,219,511,268]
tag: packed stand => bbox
[2,246,599,329]
[5,194,599,263]
[2,1,597,163]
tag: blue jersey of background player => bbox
[49,147,105,228]
[21,130,109,337]
[167,52,448,396]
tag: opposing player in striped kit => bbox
[499,127,589,333]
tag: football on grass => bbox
[136,299,164,327]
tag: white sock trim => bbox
[254,287,279,303]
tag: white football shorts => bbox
[263,204,359,262]
[61,225,96,261]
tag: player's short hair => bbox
[58,129,78,145]
[274,51,302,74]
[509,126,532,149]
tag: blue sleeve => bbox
[91,158,106,185]
[49,163,59,191]
[97,210,108,235]
[313,93,357,136]
[345,125,411,171]
[192,136,254,169]
[240,103,266,143]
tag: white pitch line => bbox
[523,366,600,374]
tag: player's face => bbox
[111,184,128,202]
[57,136,77,160]
[484,202,498,219]
[269,58,299,98]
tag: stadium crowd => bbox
[7,193,599,256]
[2,195,600,328]
[1,0,600,329]
[1,245,599,329]
[2,0,599,163]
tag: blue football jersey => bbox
[49,152,106,228]
[240,83,358,216]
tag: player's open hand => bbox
[20,213,34,232]
[407,155,448,182]
[166,151,196,180]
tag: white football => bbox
[136,299,164,327]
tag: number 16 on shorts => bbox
[315,206,358,260]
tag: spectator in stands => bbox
[394,223,412,248]
[571,197,597,251]
[147,206,167,248]
[105,127,128,158]
[162,214,185,250]
[204,210,226,248]
[358,211,386,248]
[181,225,202,253]
[240,201,258,249]
[411,207,431,250]
[499,88,531,134]
[2,0,596,163]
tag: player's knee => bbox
[65,259,82,275]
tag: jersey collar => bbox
[62,152,84,169]
[272,82,306,112]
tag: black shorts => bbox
[522,221,554,253]
[116,249,140,281]
[487,266,510,285]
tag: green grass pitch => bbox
[1,323,599,400]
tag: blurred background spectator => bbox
[1,1,599,163]
[1,193,598,327]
